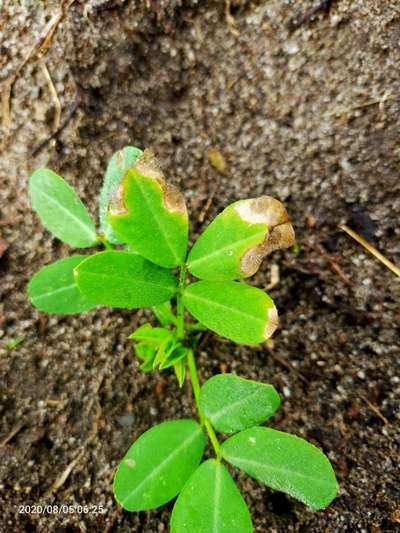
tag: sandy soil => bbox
[1,1,399,531]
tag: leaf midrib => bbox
[78,271,176,290]
[209,389,266,425]
[212,463,222,533]
[34,186,96,243]
[188,231,266,270]
[223,454,332,493]
[134,176,181,264]
[120,428,201,506]
[32,283,76,302]
[185,291,266,327]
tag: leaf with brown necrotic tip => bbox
[108,150,189,268]
[187,196,295,281]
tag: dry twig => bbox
[339,224,400,278]
[225,0,239,37]
[360,395,389,426]
[40,59,62,132]
[1,0,76,129]
[0,422,24,447]
[31,97,80,156]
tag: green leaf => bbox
[200,374,280,433]
[134,342,156,362]
[99,146,143,244]
[108,149,188,267]
[170,459,253,533]
[113,419,205,511]
[129,324,172,344]
[29,169,97,248]
[183,281,278,344]
[174,359,186,387]
[28,255,96,314]
[221,427,338,510]
[159,346,187,370]
[187,197,295,280]
[74,251,177,308]
[159,346,188,370]
[152,301,177,326]
[152,337,178,369]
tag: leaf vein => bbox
[32,283,76,301]
[210,389,264,424]
[186,292,266,326]
[134,177,180,264]
[120,428,201,506]
[189,232,265,269]
[35,187,96,242]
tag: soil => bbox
[1,1,400,532]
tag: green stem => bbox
[187,348,222,461]
[176,264,187,341]
[187,349,203,422]
[204,420,222,462]
[177,263,222,461]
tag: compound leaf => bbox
[28,255,96,314]
[29,169,97,248]
[113,419,205,511]
[99,146,143,244]
[183,281,278,345]
[170,459,253,533]
[200,374,280,433]
[187,197,294,281]
[108,149,188,268]
[221,427,338,510]
[74,251,177,308]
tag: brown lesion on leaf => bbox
[264,306,279,340]
[134,149,188,217]
[134,148,164,181]
[116,149,125,170]
[238,196,295,277]
[109,183,128,216]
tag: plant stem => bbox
[187,348,203,422]
[204,419,222,462]
[187,348,222,461]
[176,264,187,341]
[177,263,222,461]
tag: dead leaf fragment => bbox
[208,148,227,174]
[134,149,188,216]
[237,196,295,277]
[264,306,279,339]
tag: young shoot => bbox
[28,146,338,531]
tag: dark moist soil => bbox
[1,1,400,532]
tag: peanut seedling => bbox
[28,147,338,531]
